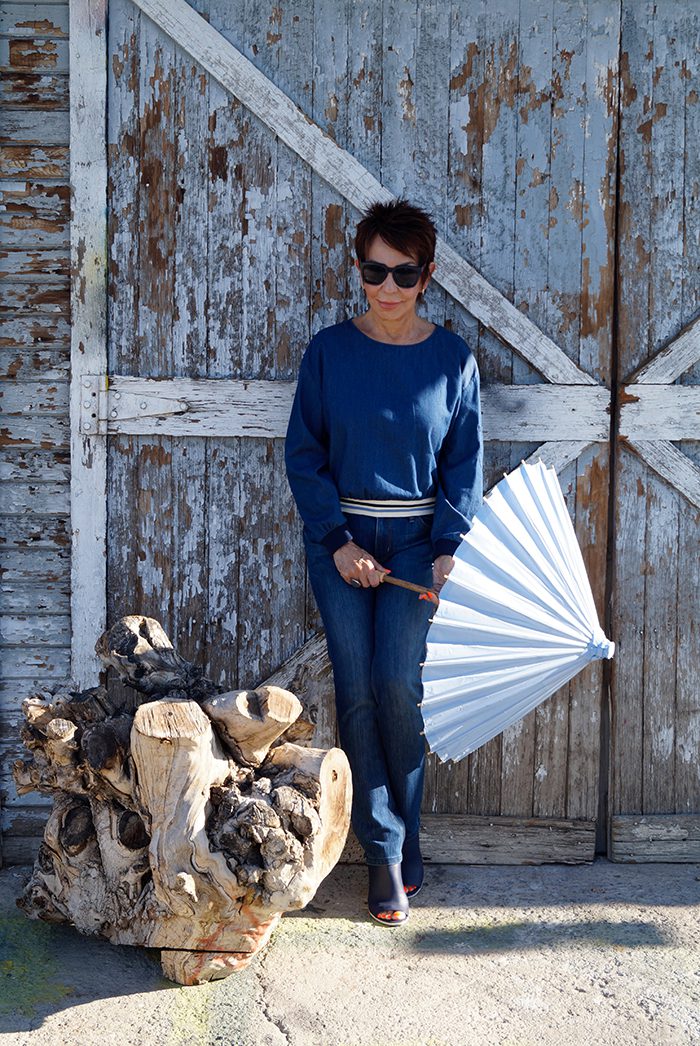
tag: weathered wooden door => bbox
[609,2,700,860]
[62,0,698,863]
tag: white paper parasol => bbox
[420,459,614,763]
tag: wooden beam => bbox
[69,0,107,687]
[619,384,700,440]
[484,385,609,441]
[630,314,700,385]
[76,375,609,442]
[626,439,700,511]
[129,0,595,388]
[341,815,596,865]
[522,440,597,476]
[610,815,700,862]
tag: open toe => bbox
[367,863,409,927]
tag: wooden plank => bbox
[0,144,68,177]
[60,376,609,440]
[675,495,700,813]
[0,580,69,613]
[617,0,655,379]
[0,37,69,72]
[611,815,700,862]
[0,613,70,645]
[1,413,68,447]
[0,480,69,515]
[471,0,525,815]
[0,4,69,38]
[0,347,68,381]
[521,440,594,475]
[0,282,68,309]
[105,0,139,374]
[0,445,69,481]
[1,837,41,865]
[0,178,69,213]
[0,314,69,346]
[340,815,596,865]
[567,442,608,822]
[0,210,69,247]
[628,438,700,511]
[0,70,68,108]
[632,315,700,384]
[0,247,68,280]
[1,379,69,418]
[0,645,70,678]
[268,0,313,686]
[129,0,595,386]
[610,446,647,816]
[620,385,700,439]
[0,547,68,582]
[201,2,243,694]
[1,803,50,842]
[0,108,69,144]
[642,468,679,814]
[69,0,107,688]
[1,514,69,549]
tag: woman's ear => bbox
[420,261,436,293]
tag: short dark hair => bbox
[355,198,437,270]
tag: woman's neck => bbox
[354,308,433,345]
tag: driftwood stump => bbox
[13,615,351,985]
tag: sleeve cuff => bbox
[321,524,354,555]
[433,538,461,558]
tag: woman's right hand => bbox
[332,541,389,588]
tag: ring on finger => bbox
[349,578,362,588]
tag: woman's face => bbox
[355,235,435,321]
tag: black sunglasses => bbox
[359,261,425,288]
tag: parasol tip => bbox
[587,628,615,660]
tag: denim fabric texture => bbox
[304,513,434,866]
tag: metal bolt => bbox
[114,392,121,400]
[83,400,91,408]
[83,421,91,431]
[140,401,147,410]
[111,409,118,418]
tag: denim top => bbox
[284,318,483,558]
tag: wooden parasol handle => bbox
[379,573,439,604]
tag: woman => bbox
[285,198,483,925]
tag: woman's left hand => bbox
[432,554,455,598]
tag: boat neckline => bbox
[346,317,438,346]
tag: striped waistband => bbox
[339,496,436,518]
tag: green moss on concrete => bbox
[0,913,72,1017]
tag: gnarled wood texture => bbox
[14,615,351,984]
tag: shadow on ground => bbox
[1,858,697,1038]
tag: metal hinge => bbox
[78,375,189,435]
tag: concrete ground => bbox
[0,860,698,1046]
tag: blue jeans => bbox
[304,514,434,866]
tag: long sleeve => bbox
[431,352,483,557]
[284,340,353,553]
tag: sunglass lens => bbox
[393,265,422,288]
[361,263,388,285]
